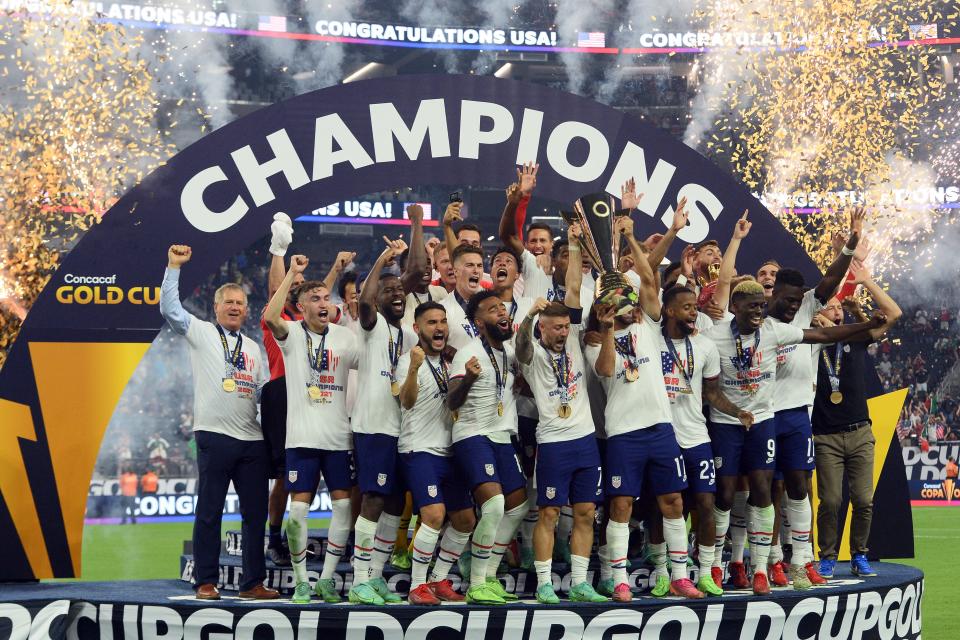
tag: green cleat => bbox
[520,547,535,571]
[790,565,813,591]
[596,578,616,597]
[536,584,561,604]
[368,576,403,603]
[650,573,670,598]
[696,575,724,597]
[348,582,384,605]
[465,583,506,604]
[314,577,341,603]
[485,576,519,601]
[390,549,412,570]
[291,582,312,604]
[569,582,609,602]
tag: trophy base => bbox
[595,272,639,314]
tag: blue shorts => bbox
[775,408,816,472]
[604,423,687,498]
[354,433,403,496]
[452,435,526,494]
[285,448,356,493]
[536,434,603,506]
[400,452,474,513]
[681,442,716,494]
[709,418,776,477]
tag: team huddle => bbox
[161,162,900,606]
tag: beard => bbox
[483,319,514,342]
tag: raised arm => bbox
[400,348,424,410]
[401,204,427,294]
[815,207,864,302]
[359,236,405,331]
[516,298,549,365]
[267,213,293,298]
[853,266,901,341]
[322,251,356,294]
[447,356,482,410]
[617,216,661,321]
[646,196,689,272]
[801,314,886,344]
[703,377,755,429]
[713,209,751,311]
[592,303,617,377]
[442,202,462,253]
[565,224,584,311]
[265,255,308,341]
[160,245,194,336]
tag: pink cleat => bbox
[670,578,705,599]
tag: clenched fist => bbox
[464,356,482,380]
[409,346,425,368]
[168,245,192,268]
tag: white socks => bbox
[410,523,440,588]
[352,515,377,585]
[470,495,504,590]
[598,544,612,581]
[488,501,527,578]
[712,507,730,568]
[730,491,749,563]
[323,498,351,580]
[698,544,715,578]
[605,520,629,585]
[648,541,667,579]
[662,516,689,582]
[786,497,813,567]
[570,555,589,587]
[430,527,471,583]
[534,559,552,588]
[286,501,310,584]
[748,504,775,575]
[370,512,400,580]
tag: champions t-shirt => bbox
[585,312,673,438]
[440,292,482,350]
[397,352,454,455]
[276,321,358,450]
[659,332,720,448]
[185,320,266,441]
[449,338,518,444]
[402,285,449,328]
[703,317,805,424]
[352,313,417,437]
[520,331,594,444]
[773,289,824,411]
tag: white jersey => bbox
[277,321,358,450]
[521,331,594,444]
[352,313,417,436]
[184,320,266,441]
[659,332,720,448]
[585,313,673,437]
[450,338,518,443]
[702,317,805,424]
[402,285,449,328]
[520,249,594,314]
[397,352,454,455]
[773,289,823,411]
[505,296,538,420]
[440,291,482,350]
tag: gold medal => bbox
[624,367,639,382]
[497,401,504,417]
[558,404,571,419]
[308,385,322,401]
[391,381,401,397]
[222,378,236,392]
[452,410,459,422]
[830,391,843,404]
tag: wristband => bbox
[676,274,688,287]
[841,245,855,256]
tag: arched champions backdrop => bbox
[0,74,910,580]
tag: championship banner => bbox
[902,443,960,505]
[0,74,910,580]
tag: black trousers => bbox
[193,430,269,591]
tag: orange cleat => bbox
[408,583,441,605]
[428,579,465,602]
[711,566,724,590]
[805,562,828,585]
[752,571,771,596]
[729,561,750,589]
[768,561,788,586]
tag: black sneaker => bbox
[268,542,292,566]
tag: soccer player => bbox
[440,243,486,349]
[765,208,865,588]
[703,280,888,595]
[160,245,277,601]
[431,241,457,293]
[400,205,447,327]
[659,285,754,596]
[264,256,358,604]
[586,216,697,602]
[397,302,477,605]
[448,290,529,605]
[348,237,418,605]
[516,227,609,604]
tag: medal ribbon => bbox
[548,283,566,303]
[387,324,403,382]
[454,290,479,336]
[730,319,760,376]
[614,332,639,371]
[216,325,243,373]
[822,342,843,392]
[426,355,449,395]
[663,331,695,391]
[481,337,508,404]
[303,322,329,374]
[542,343,570,405]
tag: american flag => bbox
[908,23,938,40]
[258,15,287,33]
[577,32,606,48]
[661,351,675,376]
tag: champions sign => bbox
[0,75,910,580]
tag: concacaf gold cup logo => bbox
[55,274,160,305]
[919,478,960,500]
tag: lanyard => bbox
[481,337,508,401]
[507,299,518,325]
[614,331,638,368]
[216,326,243,371]
[302,322,329,373]
[412,289,433,305]
[387,324,403,378]
[454,290,479,336]
[542,343,570,402]
[730,319,760,376]
[822,342,843,381]
[663,331,695,388]
[425,354,449,395]
[548,283,566,302]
